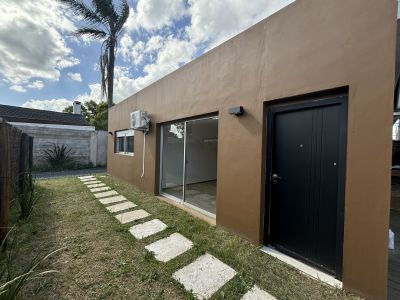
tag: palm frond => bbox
[58,0,103,25]
[115,0,129,33]
[92,0,118,24]
[75,27,107,39]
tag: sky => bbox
[2,0,394,112]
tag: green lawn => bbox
[2,175,359,299]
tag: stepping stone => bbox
[145,233,193,262]
[93,190,118,199]
[241,286,276,300]
[90,186,111,193]
[80,177,95,181]
[115,209,150,224]
[80,179,96,183]
[173,253,237,299]
[78,176,94,179]
[83,180,102,185]
[87,183,106,188]
[106,201,137,213]
[99,195,127,205]
[129,219,167,239]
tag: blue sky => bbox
[0,0,297,111]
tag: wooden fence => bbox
[0,119,33,241]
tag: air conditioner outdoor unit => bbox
[130,110,150,131]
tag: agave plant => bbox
[42,144,74,168]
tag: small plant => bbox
[42,143,74,169]
[0,228,62,300]
[16,172,39,220]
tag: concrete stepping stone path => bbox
[82,178,97,185]
[129,219,167,239]
[78,176,94,180]
[115,209,150,224]
[173,253,237,300]
[76,175,257,300]
[94,190,118,199]
[90,186,110,193]
[80,176,95,181]
[241,285,276,300]
[106,201,137,213]
[80,178,96,183]
[87,183,106,188]
[83,180,102,185]
[99,195,127,205]
[145,233,193,262]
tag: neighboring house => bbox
[107,1,395,299]
[0,101,107,167]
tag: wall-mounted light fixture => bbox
[229,106,244,116]
[108,131,113,136]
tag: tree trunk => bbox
[107,39,115,108]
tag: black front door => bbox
[265,96,347,279]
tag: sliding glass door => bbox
[160,116,218,216]
[160,122,185,200]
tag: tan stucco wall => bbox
[108,0,397,298]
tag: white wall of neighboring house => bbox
[10,122,107,167]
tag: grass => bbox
[1,175,360,299]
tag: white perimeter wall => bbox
[11,123,107,167]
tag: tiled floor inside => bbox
[77,175,275,299]
[162,180,217,215]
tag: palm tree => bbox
[59,0,130,108]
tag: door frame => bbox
[158,115,219,218]
[263,94,348,279]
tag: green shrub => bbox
[16,172,39,220]
[42,144,74,168]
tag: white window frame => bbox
[115,129,134,155]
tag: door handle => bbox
[272,173,283,184]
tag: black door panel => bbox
[266,96,346,279]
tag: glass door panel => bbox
[184,117,218,215]
[160,122,185,200]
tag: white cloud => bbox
[120,35,145,65]
[9,80,43,92]
[67,72,82,82]
[22,99,73,112]
[113,36,196,102]
[10,85,27,93]
[75,83,102,103]
[0,0,79,90]
[22,83,103,112]
[186,0,295,48]
[27,33,197,110]
[145,35,164,53]
[27,80,44,90]
[142,37,195,82]
[126,0,187,31]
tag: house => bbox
[107,0,396,299]
[0,101,107,167]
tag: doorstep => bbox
[260,246,343,289]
